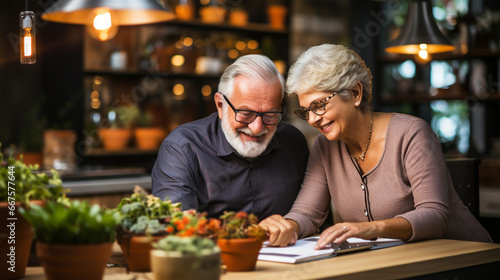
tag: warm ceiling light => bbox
[385,0,455,54]
[41,0,175,25]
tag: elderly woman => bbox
[260,44,492,248]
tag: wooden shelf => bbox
[156,19,289,35]
[378,49,500,64]
[84,68,221,80]
[381,91,500,104]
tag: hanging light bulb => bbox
[86,8,118,41]
[414,44,432,64]
[20,11,36,64]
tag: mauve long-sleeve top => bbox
[285,113,492,243]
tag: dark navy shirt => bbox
[151,113,309,220]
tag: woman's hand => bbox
[258,215,299,247]
[314,222,379,249]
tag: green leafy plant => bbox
[218,211,267,241]
[115,186,181,236]
[20,199,122,244]
[135,110,154,128]
[153,235,218,257]
[110,106,140,129]
[0,143,67,205]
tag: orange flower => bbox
[184,227,196,236]
[208,219,221,231]
[235,211,248,219]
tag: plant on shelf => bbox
[0,144,66,279]
[150,236,221,280]
[113,186,182,271]
[99,105,139,151]
[217,211,267,271]
[134,110,166,151]
[19,199,122,280]
[228,3,248,26]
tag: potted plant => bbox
[267,0,288,29]
[199,0,227,23]
[217,211,267,271]
[99,105,139,151]
[114,186,182,271]
[150,235,221,280]
[228,4,249,26]
[0,144,66,279]
[20,199,121,280]
[133,110,166,151]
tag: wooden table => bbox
[23,239,500,280]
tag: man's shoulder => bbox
[165,113,219,145]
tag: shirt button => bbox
[364,210,368,217]
[361,184,365,190]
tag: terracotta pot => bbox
[150,249,221,280]
[99,128,131,151]
[229,10,248,26]
[0,201,41,279]
[118,235,163,272]
[36,242,112,280]
[134,128,165,151]
[200,6,226,23]
[217,238,263,271]
[17,152,43,167]
[175,4,194,20]
[267,5,287,29]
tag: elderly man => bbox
[152,54,309,220]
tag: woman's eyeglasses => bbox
[222,94,284,125]
[294,92,338,120]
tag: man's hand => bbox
[259,215,299,247]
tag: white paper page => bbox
[258,238,335,264]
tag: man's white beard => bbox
[221,107,276,159]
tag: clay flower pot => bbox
[117,235,163,272]
[229,10,249,26]
[150,249,221,280]
[217,238,263,271]
[36,242,113,280]
[199,6,226,23]
[267,5,287,29]
[99,128,131,151]
[0,201,42,279]
[134,127,165,151]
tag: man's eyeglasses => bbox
[222,94,284,125]
[294,92,338,120]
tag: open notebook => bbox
[258,236,404,264]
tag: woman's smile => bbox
[320,121,334,133]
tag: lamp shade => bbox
[41,0,175,25]
[385,0,455,54]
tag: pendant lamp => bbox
[41,0,175,25]
[385,0,455,55]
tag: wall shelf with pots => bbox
[79,0,291,170]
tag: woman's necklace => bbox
[352,111,373,161]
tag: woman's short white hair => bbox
[286,44,373,113]
[218,54,285,99]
